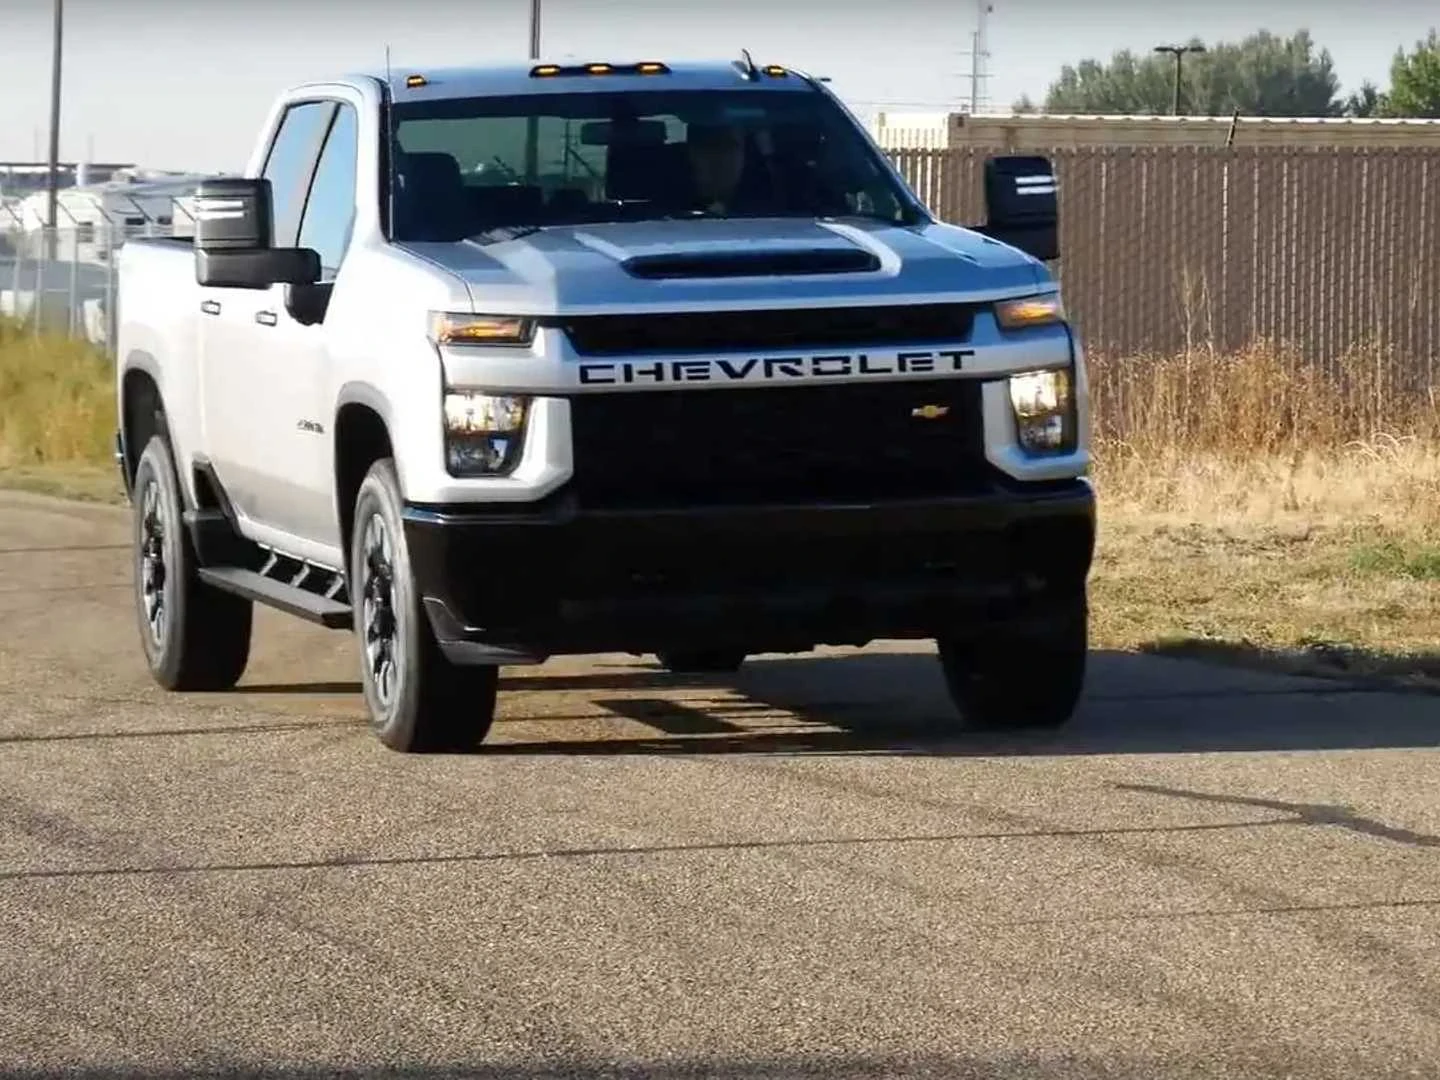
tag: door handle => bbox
[255,310,278,327]
[200,300,221,316]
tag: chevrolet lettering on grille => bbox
[576,349,976,386]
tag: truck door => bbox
[260,100,360,549]
[198,99,335,537]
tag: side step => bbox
[198,567,353,629]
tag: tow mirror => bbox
[197,247,321,290]
[979,155,1059,263]
[194,177,274,250]
[192,177,319,289]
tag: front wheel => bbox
[350,458,498,752]
[936,593,1088,730]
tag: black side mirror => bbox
[979,155,1059,263]
[193,177,320,289]
[197,247,321,290]
[194,177,275,250]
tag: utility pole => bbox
[969,1,993,114]
[1153,42,1204,115]
[528,0,541,60]
[45,0,64,257]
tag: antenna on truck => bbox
[383,45,397,241]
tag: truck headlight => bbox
[995,293,1064,331]
[428,312,536,347]
[1008,368,1075,454]
[443,392,529,476]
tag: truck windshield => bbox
[388,87,923,241]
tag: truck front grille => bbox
[567,377,991,509]
[553,303,980,356]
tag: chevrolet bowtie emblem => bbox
[911,404,951,420]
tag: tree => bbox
[1378,29,1440,117]
[1042,49,1183,115]
[1040,29,1343,117]
[1342,80,1387,118]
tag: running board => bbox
[198,567,353,629]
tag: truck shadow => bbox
[479,646,1440,758]
[234,646,1440,758]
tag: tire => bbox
[655,649,748,674]
[349,457,498,752]
[132,433,253,691]
[936,592,1088,730]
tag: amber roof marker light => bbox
[528,61,671,78]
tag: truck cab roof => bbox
[324,59,820,103]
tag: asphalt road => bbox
[2,488,1439,1079]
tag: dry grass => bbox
[0,317,116,473]
[2,321,1439,686]
[1086,340,1440,687]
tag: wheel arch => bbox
[119,352,170,497]
[334,382,397,562]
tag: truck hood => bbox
[399,216,1048,315]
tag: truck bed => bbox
[115,234,205,505]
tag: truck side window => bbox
[261,101,335,248]
[296,103,359,279]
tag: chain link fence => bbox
[0,195,194,353]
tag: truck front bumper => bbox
[401,479,1096,665]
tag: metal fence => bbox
[7,146,1440,376]
[891,144,1440,376]
[0,197,193,351]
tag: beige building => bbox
[869,112,1440,151]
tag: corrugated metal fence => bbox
[891,145,1440,377]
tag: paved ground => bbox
[2,488,1439,1079]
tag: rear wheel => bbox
[132,433,253,691]
[350,458,498,752]
[936,592,1087,730]
[655,649,748,674]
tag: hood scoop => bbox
[621,246,881,280]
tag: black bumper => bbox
[402,480,1096,665]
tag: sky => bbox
[1,0,1437,173]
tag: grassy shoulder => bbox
[1090,443,1440,688]
[3,321,1438,687]
[0,317,119,502]
[0,462,125,503]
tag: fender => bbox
[117,348,168,502]
[333,378,404,521]
[335,380,394,427]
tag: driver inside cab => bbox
[684,121,751,215]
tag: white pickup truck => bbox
[114,56,1094,752]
